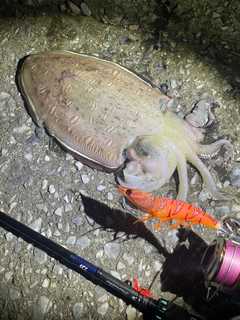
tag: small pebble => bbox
[53,229,61,237]
[143,245,153,254]
[119,299,125,313]
[118,34,129,45]
[223,180,230,188]
[66,153,74,160]
[97,184,106,191]
[30,218,42,232]
[5,271,13,281]
[52,265,63,275]
[86,214,95,226]
[232,204,240,212]
[102,41,109,48]
[36,203,48,213]
[14,243,21,253]
[128,24,139,31]
[198,190,208,201]
[110,270,121,280]
[65,269,72,280]
[67,236,76,245]
[54,207,63,216]
[154,62,166,71]
[42,279,50,288]
[95,285,106,294]
[57,223,63,230]
[80,2,92,16]
[97,294,108,302]
[125,60,137,68]
[70,37,79,44]
[9,201,17,212]
[48,185,55,194]
[104,242,119,259]
[27,136,41,146]
[5,232,13,241]
[75,161,83,170]
[63,195,69,203]
[9,288,21,300]
[72,302,84,319]
[117,261,125,270]
[34,248,48,264]
[96,250,103,258]
[81,174,90,184]
[215,205,229,215]
[24,153,32,161]
[64,223,70,233]
[60,169,68,177]
[72,217,82,226]
[32,296,53,320]
[24,267,32,275]
[76,236,90,249]
[190,174,198,185]
[67,1,81,15]
[97,302,109,316]
[13,125,31,134]
[212,11,220,19]
[122,253,134,265]
[107,192,113,200]
[6,97,16,110]
[145,265,151,277]
[126,305,136,320]
[170,79,177,88]
[42,179,48,189]
[30,280,39,289]
[229,164,240,187]
[153,260,162,272]
[65,204,72,212]
[35,127,45,139]
[1,148,8,156]
[168,229,179,242]
[142,55,152,63]
[0,91,10,105]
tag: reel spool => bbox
[201,217,240,301]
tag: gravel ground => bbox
[0,3,240,320]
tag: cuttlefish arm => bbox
[118,110,235,201]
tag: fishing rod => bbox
[0,210,201,320]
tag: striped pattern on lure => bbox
[118,186,221,230]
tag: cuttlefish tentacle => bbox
[171,132,235,200]
[173,144,189,201]
[194,139,234,159]
[186,150,233,200]
[140,136,189,200]
[121,110,235,201]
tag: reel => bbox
[201,217,240,301]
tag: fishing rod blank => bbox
[0,210,202,320]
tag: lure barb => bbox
[118,186,221,231]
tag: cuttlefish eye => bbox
[137,143,150,157]
[126,189,132,196]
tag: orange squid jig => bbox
[118,186,221,230]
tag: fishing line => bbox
[202,232,240,301]
[215,240,240,287]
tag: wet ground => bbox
[0,6,240,320]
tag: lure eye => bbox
[126,189,132,196]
